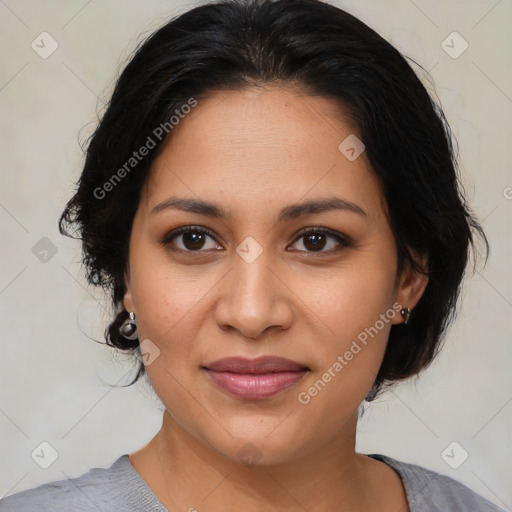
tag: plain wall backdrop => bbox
[0,0,511,509]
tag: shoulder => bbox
[368,453,506,512]
[0,454,167,512]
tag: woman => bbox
[0,0,504,510]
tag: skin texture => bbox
[124,86,428,511]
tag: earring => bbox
[119,311,138,340]
[400,307,412,325]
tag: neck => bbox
[136,410,382,511]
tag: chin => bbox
[200,424,311,468]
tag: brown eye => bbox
[290,228,352,254]
[302,233,327,251]
[181,231,207,250]
[162,227,221,252]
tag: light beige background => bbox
[0,0,511,509]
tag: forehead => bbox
[141,86,387,223]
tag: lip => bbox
[202,356,309,400]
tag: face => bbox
[123,86,427,465]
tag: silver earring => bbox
[119,311,138,340]
[400,307,412,325]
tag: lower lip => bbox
[204,369,308,400]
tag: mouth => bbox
[201,356,310,400]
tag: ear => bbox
[123,267,135,313]
[391,250,429,325]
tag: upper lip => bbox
[203,356,309,374]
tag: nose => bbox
[214,251,294,340]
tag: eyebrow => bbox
[150,196,367,222]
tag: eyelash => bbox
[161,225,353,255]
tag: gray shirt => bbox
[0,453,505,511]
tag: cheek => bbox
[128,264,211,423]
[126,239,212,357]
[292,277,395,430]
[131,271,208,349]
[304,256,397,341]
[295,252,397,395]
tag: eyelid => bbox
[290,226,353,247]
[160,225,220,249]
